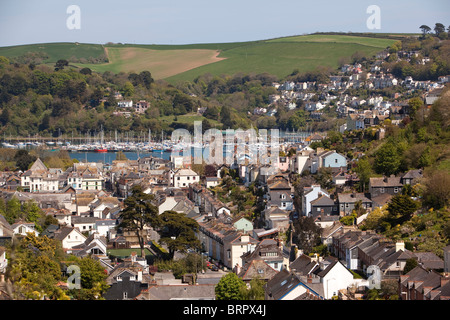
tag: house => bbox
[135,100,149,114]
[288,254,364,300]
[310,195,338,222]
[241,239,287,272]
[266,175,294,211]
[302,185,330,217]
[224,233,258,272]
[136,284,216,300]
[310,150,347,174]
[104,254,151,300]
[71,216,99,234]
[332,229,379,270]
[399,266,450,300]
[347,113,365,131]
[205,176,220,188]
[315,260,359,299]
[232,217,253,234]
[0,246,7,273]
[94,219,117,239]
[358,240,416,280]
[20,158,61,192]
[172,168,199,188]
[401,169,423,186]
[262,205,291,231]
[264,268,323,300]
[337,192,372,216]
[369,175,402,199]
[44,208,72,226]
[11,220,39,237]
[53,226,87,250]
[289,149,313,174]
[0,215,13,246]
[237,259,279,283]
[71,232,108,258]
[117,100,133,108]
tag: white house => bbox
[94,219,117,239]
[72,216,98,234]
[158,196,179,214]
[54,226,87,249]
[0,247,7,273]
[11,221,39,237]
[117,100,133,108]
[20,158,61,192]
[319,260,359,299]
[172,168,199,188]
[302,185,330,217]
[225,234,258,272]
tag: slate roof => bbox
[370,176,402,188]
[264,268,301,300]
[238,259,279,282]
[137,284,216,300]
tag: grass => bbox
[79,46,224,79]
[267,34,396,48]
[0,34,399,83]
[0,42,105,63]
[165,41,389,83]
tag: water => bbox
[69,151,170,164]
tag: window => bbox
[394,187,399,193]
[380,187,385,193]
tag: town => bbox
[0,28,449,301]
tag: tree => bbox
[355,157,372,192]
[14,149,36,172]
[76,257,109,299]
[374,142,401,176]
[293,216,322,254]
[422,170,450,209]
[243,277,265,300]
[54,59,69,71]
[387,194,420,225]
[215,272,246,300]
[118,185,159,258]
[408,97,423,120]
[157,210,200,259]
[122,81,135,97]
[434,23,446,36]
[419,25,431,36]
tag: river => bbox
[69,151,170,164]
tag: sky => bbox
[0,0,449,47]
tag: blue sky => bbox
[0,0,448,46]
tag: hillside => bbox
[0,33,397,83]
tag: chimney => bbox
[241,235,250,243]
[235,263,241,275]
[395,241,405,252]
[131,251,137,265]
[137,269,142,282]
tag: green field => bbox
[0,34,398,83]
[0,42,105,63]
